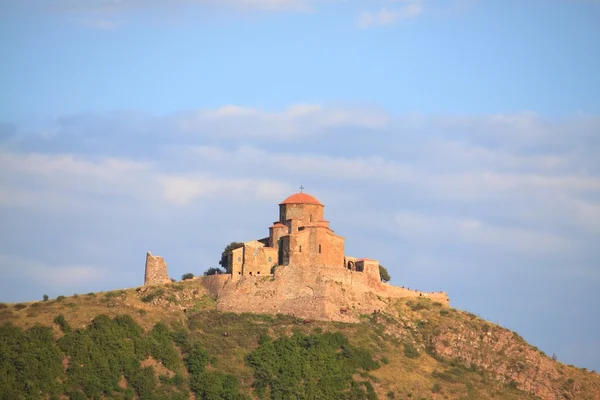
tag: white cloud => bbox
[393,211,574,256]
[0,254,108,287]
[156,174,293,205]
[176,103,389,137]
[359,0,423,29]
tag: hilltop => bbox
[1,279,599,400]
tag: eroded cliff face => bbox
[408,308,599,400]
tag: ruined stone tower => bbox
[144,251,170,285]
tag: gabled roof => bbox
[279,192,323,206]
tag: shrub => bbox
[403,343,419,359]
[141,288,165,303]
[181,273,195,281]
[432,383,441,393]
[43,294,49,301]
[56,295,66,301]
[0,303,8,309]
[105,290,125,299]
[203,267,224,276]
[54,314,72,333]
[14,303,27,310]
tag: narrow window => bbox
[257,271,260,275]
[310,215,313,222]
[319,244,322,253]
[249,271,252,276]
[238,272,241,275]
[299,246,302,253]
[237,257,241,262]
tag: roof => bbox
[279,192,323,206]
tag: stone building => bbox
[227,191,380,280]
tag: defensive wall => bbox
[199,263,449,323]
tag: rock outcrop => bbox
[144,251,170,286]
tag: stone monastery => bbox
[145,190,449,322]
[226,191,380,281]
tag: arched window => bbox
[318,244,322,254]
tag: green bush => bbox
[0,323,64,397]
[43,294,49,301]
[141,288,165,303]
[181,273,195,280]
[56,295,66,301]
[105,290,125,299]
[53,314,72,333]
[246,331,379,399]
[14,303,27,310]
[403,343,419,359]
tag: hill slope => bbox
[1,280,598,400]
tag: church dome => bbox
[280,192,323,206]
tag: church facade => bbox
[227,191,380,280]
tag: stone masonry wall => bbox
[199,263,449,323]
[144,251,170,286]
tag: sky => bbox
[1,0,599,371]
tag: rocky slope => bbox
[0,279,598,399]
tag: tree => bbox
[203,267,224,276]
[379,265,391,283]
[218,242,244,273]
[43,294,49,301]
[181,273,195,281]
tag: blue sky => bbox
[1,0,599,371]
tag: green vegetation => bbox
[181,272,195,281]
[246,332,379,399]
[378,264,391,283]
[219,241,244,273]
[43,294,49,302]
[0,286,592,400]
[203,267,225,276]
[0,313,383,399]
[141,288,165,303]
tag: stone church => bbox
[227,191,379,279]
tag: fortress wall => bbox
[200,274,231,298]
[200,263,449,322]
